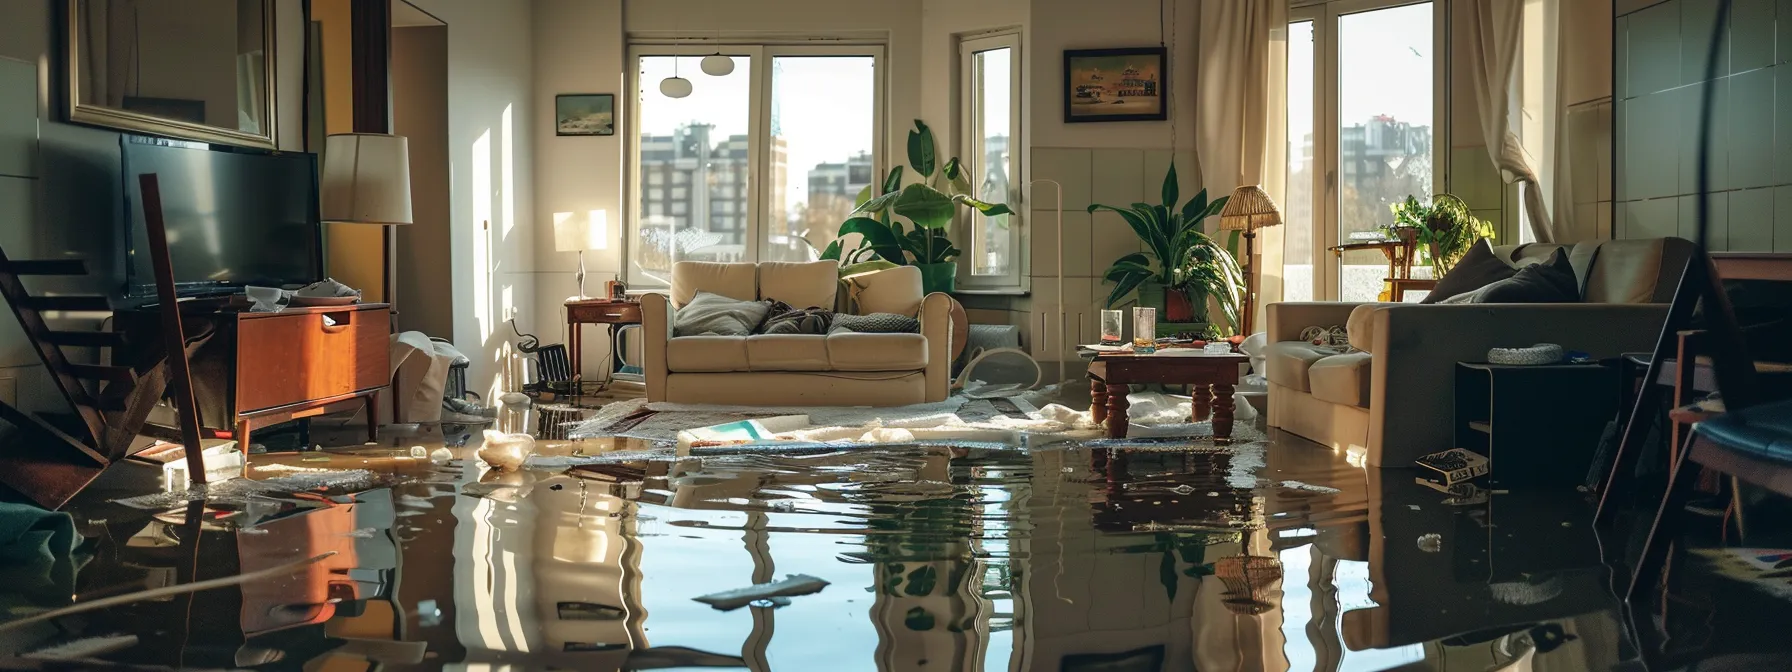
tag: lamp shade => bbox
[320,133,413,225]
[1218,185,1282,232]
[555,209,608,252]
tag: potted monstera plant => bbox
[823,120,1013,294]
[1090,163,1243,332]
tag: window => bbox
[1287,1,1442,302]
[627,44,884,286]
[958,32,1024,290]
[649,172,664,186]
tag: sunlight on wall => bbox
[472,129,492,342]
[501,104,516,239]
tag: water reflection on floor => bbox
[34,406,1645,671]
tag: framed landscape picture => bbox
[1063,47,1168,123]
[555,93,615,136]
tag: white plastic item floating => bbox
[478,430,536,472]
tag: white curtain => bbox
[1462,0,1557,243]
[1196,0,1288,332]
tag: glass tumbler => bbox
[1099,309,1124,345]
[1131,307,1156,354]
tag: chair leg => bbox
[1627,443,1702,606]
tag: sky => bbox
[1287,1,1435,173]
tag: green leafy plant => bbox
[824,120,1013,275]
[1090,163,1243,331]
[1389,193,1496,274]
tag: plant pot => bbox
[1137,282,1197,323]
[915,262,957,295]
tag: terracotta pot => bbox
[1136,282,1198,323]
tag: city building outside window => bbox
[958,31,1024,292]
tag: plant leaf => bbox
[1105,269,1151,308]
[907,120,937,178]
[820,239,842,261]
[853,190,902,215]
[882,166,905,195]
[839,217,904,264]
[1180,188,1210,223]
[954,195,1014,217]
[941,157,973,197]
[1162,162,1179,209]
[840,259,897,276]
[854,184,875,209]
[893,183,956,229]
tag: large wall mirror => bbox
[66,0,279,149]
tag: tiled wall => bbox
[1616,0,1792,251]
[965,147,1201,377]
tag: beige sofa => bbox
[640,261,952,406]
[1265,237,1694,467]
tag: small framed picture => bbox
[606,280,628,301]
[1063,47,1168,123]
[555,93,615,136]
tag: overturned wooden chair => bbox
[0,174,206,509]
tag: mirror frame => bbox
[64,0,280,150]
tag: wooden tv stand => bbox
[117,301,391,452]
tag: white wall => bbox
[407,0,539,398]
[531,0,625,374]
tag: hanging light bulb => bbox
[660,38,692,99]
[659,74,692,98]
[701,52,734,76]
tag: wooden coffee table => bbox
[1088,351,1251,440]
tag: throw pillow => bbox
[1421,238,1514,304]
[831,312,921,334]
[1442,248,1580,304]
[673,291,773,336]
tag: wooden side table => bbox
[1088,352,1251,441]
[566,299,643,386]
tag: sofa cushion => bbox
[1581,237,1693,304]
[1264,341,1340,392]
[673,291,773,336]
[826,332,928,371]
[745,334,831,371]
[832,312,921,333]
[667,335,750,373]
[671,262,758,307]
[759,261,838,309]
[1442,248,1579,304]
[1308,352,1373,408]
[1345,303,1397,352]
[845,265,924,316]
[1422,239,1516,304]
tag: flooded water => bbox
[11,410,1789,670]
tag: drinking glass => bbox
[1131,307,1156,354]
[1099,310,1124,345]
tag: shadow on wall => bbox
[466,103,528,399]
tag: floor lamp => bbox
[1218,186,1282,337]
[320,133,414,316]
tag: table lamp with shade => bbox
[555,209,608,298]
[1218,185,1282,336]
[319,133,413,314]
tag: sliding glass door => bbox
[1287,0,1442,302]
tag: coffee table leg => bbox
[1106,384,1130,439]
[1090,378,1109,425]
[1212,383,1235,441]
[1192,384,1213,422]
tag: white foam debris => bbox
[1279,480,1342,494]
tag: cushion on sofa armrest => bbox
[845,266,924,316]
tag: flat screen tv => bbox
[120,135,323,297]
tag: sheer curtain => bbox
[1196,0,1289,333]
[1463,0,1559,242]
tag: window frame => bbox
[955,30,1026,293]
[1288,0,1447,300]
[624,42,887,288]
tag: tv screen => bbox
[120,135,323,297]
